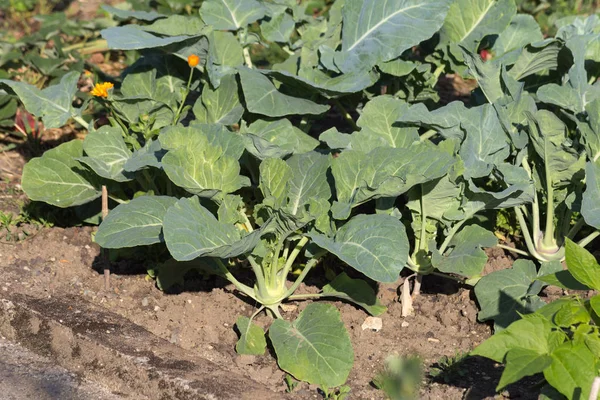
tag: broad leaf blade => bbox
[582,161,600,229]
[323,272,387,316]
[497,349,552,391]
[310,214,409,283]
[235,317,266,355]
[79,126,133,182]
[269,303,353,388]
[564,238,600,291]
[200,0,266,30]
[96,196,177,248]
[21,141,101,207]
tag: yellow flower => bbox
[187,54,200,68]
[90,82,114,98]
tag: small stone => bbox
[23,266,30,272]
[187,299,192,304]
[223,323,229,327]
[106,330,111,334]
[154,306,160,312]
[49,257,56,262]
[361,316,383,331]
[427,338,440,343]
[401,321,410,328]
[281,304,297,313]
[141,297,149,307]
[2,287,7,291]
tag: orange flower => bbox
[90,82,114,98]
[187,54,200,68]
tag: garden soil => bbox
[0,155,546,399]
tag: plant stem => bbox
[522,156,541,241]
[279,236,309,285]
[247,255,266,295]
[419,187,427,251]
[412,274,423,297]
[215,259,257,300]
[101,185,110,291]
[73,115,89,129]
[439,219,469,254]
[514,206,546,261]
[496,244,530,257]
[239,210,254,233]
[173,67,194,124]
[542,153,556,247]
[406,257,419,271]
[243,47,253,68]
[332,98,359,131]
[567,217,586,239]
[287,293,325,301]
[578,231,600,248]
[282,258,319,299]
[419,129,438,142]
[430,271,464,283]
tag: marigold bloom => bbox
[90,82,114,98]
[188,54,200,68]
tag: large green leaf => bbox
[261,10,295,43]
[286,152,331,216]
[21,140,101,208]
[471,314,552,362]
[259,158,292,209]
[474,259,546,330]
[96,196,177,248]
[0,71,81,128]
[269,303,353,388]
[544,343,597,400]
[101,5,165,21]
[163,196,261,260]
[78,126,133,182]
[160,126,249,198]
[310,214,409,283]
[497,348,553,391]
[238,68,329,117]
[355,96,419,149]
[582,161,600,229]
[235,316,266,355]
[564,238,600,291]
[440,0,516,53]
[141,15,206,36]
[432,225,498,278]
[242,119,319,160]
[199,0,266,30]
[493,14,543,62]
[206,31,244,87]
[508,40,563,81]
[322,272,387,316]
[101,26,199,50]
[335,0,451,73]
[193,74,243,125]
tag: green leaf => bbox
[124,139,164,172]
[440,0,516,53]
[206,31,244,87]
[474,259,545,330]
[235,316,267,355]
[193,74,243,125]
[161,127,248,198]
[78,126,133,182]
[356,96,419,149]
[493,14,543,62]
[310,214,409,283]
[286,152,331,216]
[336,0,451,73]
[141,15,206,36]
[269,303,353,387]
[471,315,552,363]
[101,26,199,50]
[544,343,597,400]
[565,238,600,291]
[590,295,600,319]
[259,158,292,209]
[508,40,563,81]
[200,0,266,30]
[96,196,177,248]
[582,161,600,229]
[164,196,261,260]
[0,71,81,128]
[238,68,329,117]
[101,5,165,21]
[538,270,591,291]
[153,258,220,291]
[242,119,319,160]
[497,348,553,391]
[433,225,497,278]
[322,272,387,316]
[21,140,101,208]
[261,11,295,43]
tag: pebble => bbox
[280,304,297,313]
[401,321,409,328]
[153,306,160,312]
[361,316,382,331]
[141,297,149,307]
[49,257,56,262]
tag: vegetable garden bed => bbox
[1,0,600,398]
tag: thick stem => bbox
[215,259,257,300]
[279,236,309,285]
[430,271,464,283]
[282,258,318,299]
[287,293,325,301]
[243,47,253,68]
[567,217,586,239]
[101,186,110,291]
[579,231,600,248]
[514,207,547,261]
[332,99,359,131]
[521,157,541,241]
[73,115,89,129]
[419,129,438,142]
[496,244,530,257]
[412,274,423,297]
[248,255,267,295]
[419,187,427,251]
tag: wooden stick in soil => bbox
[401,276,414,317]
[101,185,110,291]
